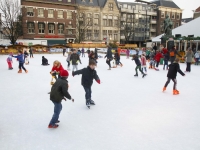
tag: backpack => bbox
[170,51,175,57]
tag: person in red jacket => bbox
[162,46,168,54]
[51,60,64,79]
[154,50,163,71]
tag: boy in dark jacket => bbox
[12,50,28,73]
[163,58,185,95]
[132,55,146,78]
[70,50,82,71]
[49,70,74,128]
[72,60,100,109]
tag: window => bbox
[94,18,99,25]
[114,20,118,27]
[67,11,72,19]
[58,24,64,34]
[48,9,54,18]
[171,12,175,19]
[103,19,107,26]
[161,11,165,18]
[176,13,180,20]
[114,31,118,40]
[68,0,71,2]
[103,30,107,38]
[108,19,112,26]
[48,24,55,34]
[87,13,92,18]
[167,12,170,18]
[87,18,92,26]
[95,14,99,18]
[94,30,99,40]
[123,4,127,8]
[109,3,113,11]
[68,29,73,35]
[128,5,131,9]
[27,7,34,16]
[108,30,112,40]
[38,23,45,33]
[176,22,179,28]
[27,22,34,33]
[38,8,44,17]
[86,29,92,40]
[58,10,63,18]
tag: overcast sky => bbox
[118,0,200,18]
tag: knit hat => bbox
[60,70,69,77]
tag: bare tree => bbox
[0,0,23,45]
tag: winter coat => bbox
[42,57,48,65]
[70,53,81,65]
[51,64,64,72]
[50,78,71,103]
[12,54,24,63]
[114,52,120,60]
[132,56,141,66]
[155,52,163,62]
[167,63,185,79]
[162,48,168,54]
[29,48,33,54]
[106,47,113,59]
[94,48,99,59]
[66,54,71,61]
[73,66,100,88]
[7,55,12,62]
[195,52,200,58]
[141,56,146,66]
[185,51,194,63]
[81,48,85,53]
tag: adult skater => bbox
[42,56,49,66]
[169,46,181,64]
[132,54,146,78]
[105,46,113,70]
[50,60,64,80]
[66,51,72,70]
[94,47,99,60]
[29,47,34,58]
[70,49,82,71]
[81,48,85,57]
[163,51,170,70]
[48,70,74,128]
[163,58,185,95]
[194,51,200,65]
[72,60,100,109]
[62,48,66,57]
[12,50,28,73]
[185,48,194,72]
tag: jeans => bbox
[106,59,111,68]
[83,86,92,104]
[156,61,159,68]
[72,65,78,71]
[67,61,70,67]
[164,78,177,90]
[19,62,26,71]
[135,65,144,75]
[49,101,62,125]
[163,60,168,69]
[141,66,147,72]
[186,62,191,72]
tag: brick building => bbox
[194,7,200,19]
[21,0,76,45]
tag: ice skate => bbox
[173,90,179,95]
[134,74,138,77]
[163,87,166,92]
[90,100,95,105]
[25,70,28,73]
[86,100,91,109]
[142,74,147,78]
[18,69,22,73]
[108,68,111,70]
[175,90,179,94]
[155,68,159,71]
[48,124,59,128]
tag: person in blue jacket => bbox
[12,50,28,73]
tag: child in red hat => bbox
[49,70,74,128]
[72,60,100,109]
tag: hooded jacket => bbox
[13,54,24,63]
[132,55,141,66]
[167,63,185,79]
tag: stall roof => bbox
[152,17,200,42]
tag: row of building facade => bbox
[20,0,183,46]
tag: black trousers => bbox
[156,61,159,67]
[19,63,26,71]
[106,59,111,68]
[186,62,191,72]
[30,53,33,58]
[164,78,177,90]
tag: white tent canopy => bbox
[152,17,200,42]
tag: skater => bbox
[126,49,130,59]
[72,60,100,109]
[12,50,28,73]
[141,54,147,73]
[185,48,194,72]
[29,47,34,58]
[42,56,49,66]
[114,50,123,67]
[149,50,155,69]
[7,53,13,70]
[70,49,82,72]
[66,51,72,70]
[163,58,185,95]
[163,51,170,70]
[81,48,85,57]
[49,70,74,128]
[87,49,91,57]
[194,51,199,65]
[24,55,29,65]
[169,46,181,64]
[50,60,64,80]
[105,46,113,70]
[154,50,163,71]
[132,54,146,78]
[62,48,66,57]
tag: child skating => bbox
[12,50,28,73]
[49,70,74,128]
[70,50,82,71]
[72,60,100,109]
[132,55,147,78]
[7,53,13,70]
[163,58,185,95]
[141,54,147,73]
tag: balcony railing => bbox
[150,20,157,24]
[150,28,156,32]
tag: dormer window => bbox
[109,3,113,11]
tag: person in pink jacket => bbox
[141,54,147,73]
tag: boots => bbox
[18,69,22,73]
[25,70,28,73]
[163,87,166,92]
[134,74,138,77]
[173,90,179,95]
[90,100,95,105]
[48,124,59,128]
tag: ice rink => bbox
[0,53,200,150]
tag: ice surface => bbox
[0,54,200,150]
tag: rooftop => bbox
[195,6,200,13]
[151,0,180,9]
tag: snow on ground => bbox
[0,53,200,150]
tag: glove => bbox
[71,98,74,102]
[96,80,100,84]
[72,71,74,77]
